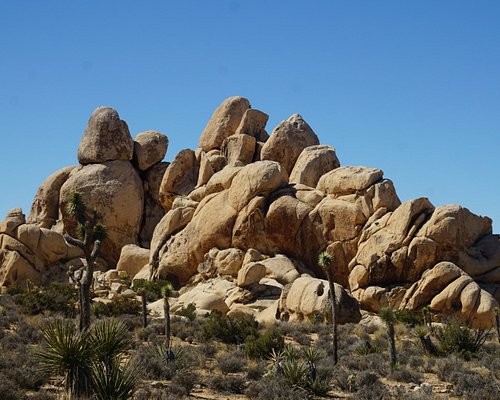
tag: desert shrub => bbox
[169,372,197,396]
[244,326,285,359]
[332,367,356,392]
[92,297,141,317]
[202,311,258,344]
[217,350,246,373]
[246,376,305,400]
[133,385,185,400]
[131,343,188,380]
[247,361,266,380]
[390,365,423,383]
[137,322,164,341]
[434,319,491,360]
[395,309,422,327]
[175,303,197,321]
[206,374,246,394]
[199,341,217,358]
[13,283,78,317]
[355,380,390,400]
[172,317,204,342]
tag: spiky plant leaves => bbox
[282,345,301,362]
[379,306,397,323]
[282,360,308,386]
[302,346,323,364]
[318,251,333,272]
[144,342,187,366]
[161,281,174,298]
[93,223,107,242]
[91,358,138,400]
[89,319,132,368]
[67,192,86,224]
[35,319,93,397]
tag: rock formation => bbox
[1,96,499,328]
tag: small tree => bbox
[379,306,397,368]
[318,251,338,365]
[64,192,106,332]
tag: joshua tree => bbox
[137,287,148,328]
[162,282,174,348]
[494,307,500,344]
[64,192,106,332]
[379,306,397,368]
[318,250,338,365]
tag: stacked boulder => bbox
[1,96,499,328]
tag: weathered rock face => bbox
[77,107,134,164]
[198,96,251,151]
[289,145,340,187]
[278,276,361,324]
[261,114,319,175]
[133,131,168,171]
[27,166,75,228]
[57,160,144,266]
[2,96,499,328]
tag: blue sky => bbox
[1,1,499,232]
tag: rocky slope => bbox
[1,96,499,328]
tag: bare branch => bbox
[64,234,84,249]
[91,240,101,261]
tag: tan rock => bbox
[214,248,245,276]
[295,189,325,208]
[77,107,134,164]
[317,166,383,195]
[418,204,492,248]
[222,134,256,165]
[261,114,319,174]
[27,167,75,228]
[260,255,300,284]
[37,228,68,264]
[116,244,150,277]
[289,145,340,187]
[133,131,168,171]
[234,108,269,138]
[243,248,265,265]
[237,262,266,287]
[228,161,287,212]
[196,151,215,187]
[159,149,199,211]
[232,196,268,252]
[205,166,242,196]
[198,96,251,151]
[0,249,40,287]
[265,195,312,255]
[58,160,143,266]
[279,276,361,323]
[158,191,238,284]
[0,208,25,237]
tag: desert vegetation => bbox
[1,283,500,399]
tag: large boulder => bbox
[116,244,150,277]
[133,131,169,171]
[317,166,383,195]
[198,97,251,151]
[261,114,319,174]
[289,145,340,187]
[0,208,26,237]
[159,149,199,211]
[234,108,269,140]
[278,276,361,324]
[77,107,134,164]
[57,160,144,266]
[27,166,75,228]
[0,249,40,287]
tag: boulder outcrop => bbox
[2,96,499,329]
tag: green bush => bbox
[202,311,258,344]
[394,309,422,327]
[92,297,141,318]
[435,319,491,360]
[175,303,197,321]
[244,326,285,359]
[13,283,78,317]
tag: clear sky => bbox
[1,1,499,232]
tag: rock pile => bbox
[1,96,499,328]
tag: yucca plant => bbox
[89,319,132,371]
[379,306,397,368]
[282,360,308,386]
[282,345,301,362]
[91,358,138,400]
[36,319,94,399]
[64,191,107,332]
[302,346,323,382]
[144,342,187,366]
[318,250,338,364]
